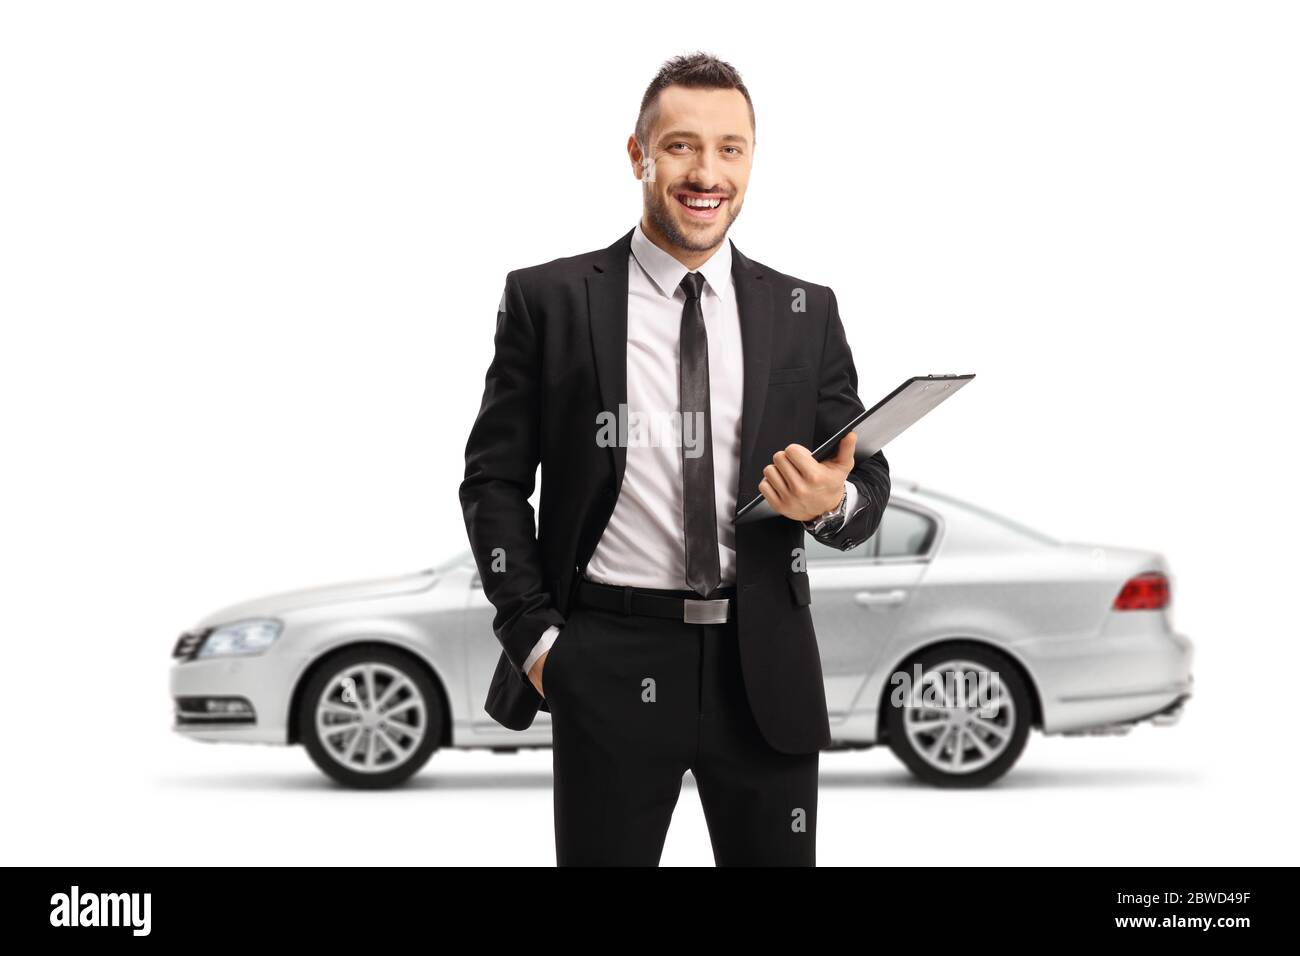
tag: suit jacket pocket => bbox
[788,570,812,606]
[768,366,810,386]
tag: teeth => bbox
[682,196,721,208]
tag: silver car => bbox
[170,477,1193,788]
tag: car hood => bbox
[194,569,437,628]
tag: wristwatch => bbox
[803,491,848,537]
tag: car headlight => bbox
[196,618,283,659]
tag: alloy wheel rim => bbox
[901,658,1016,774]
[315,662,427,773]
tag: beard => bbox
[644,182,740,253]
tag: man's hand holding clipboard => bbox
[758,431,862,523]
[738,373,976,525]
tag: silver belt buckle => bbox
[683,598,729,624]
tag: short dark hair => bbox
[635,52,755,151]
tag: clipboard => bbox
[735,373,975,524]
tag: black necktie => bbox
[678,271,721,597]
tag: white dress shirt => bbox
[522,224,855,674]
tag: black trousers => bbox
[544,595,819,866]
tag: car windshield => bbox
[916,488,1060,545]
[425,549,474,576]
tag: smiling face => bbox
[628,84,754,263]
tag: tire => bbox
[298,646,444,789]
[884,642,1031,788]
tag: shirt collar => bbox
[631,221,733,302]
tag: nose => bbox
[689,149,720,192]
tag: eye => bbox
[667,142,690,152]
[723,146,741,155]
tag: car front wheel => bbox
[299,647,443,789]
[884,643,1031,788]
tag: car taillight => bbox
[1113,572,1170,610]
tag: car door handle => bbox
[854,589,907,608]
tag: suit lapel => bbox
[586,229,634,486]
[731,240,774,495]
[585,230,774,500]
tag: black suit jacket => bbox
[459,228,890,754]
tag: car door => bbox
[806,502,938,716]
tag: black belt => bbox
[575,578,736,624]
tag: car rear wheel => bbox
[884,643,1031,788]
[299,647,443,789]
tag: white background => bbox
[2,0,1296,866]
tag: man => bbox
[460,52,890,866]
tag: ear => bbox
[627,134,646,181]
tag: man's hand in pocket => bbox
[528,650,549,697]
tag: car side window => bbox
[876,505,936,558]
